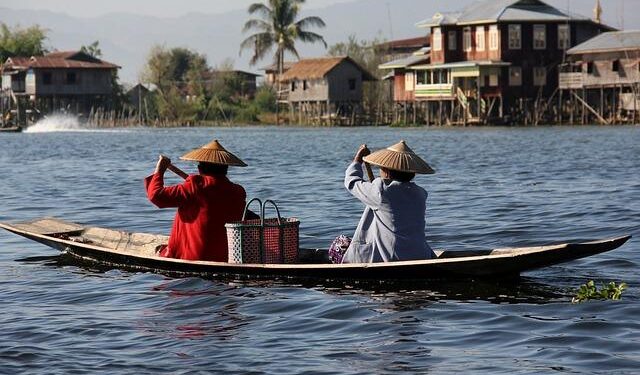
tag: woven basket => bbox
[226,199,300,264]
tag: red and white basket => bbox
[226,199,300,264]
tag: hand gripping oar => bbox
[159,154,189,180]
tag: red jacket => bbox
[144,172,246,262]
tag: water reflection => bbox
[23,253,567,304]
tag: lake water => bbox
[1,122,639,374]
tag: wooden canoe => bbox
[0,126,22,133]
[0,217,631,280]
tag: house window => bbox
[508,24,521,49]
[448,31,457,51]
[475,26,485,51]
[348,79,356,91]
[66,72,77,85]
[433,27,442,52]
[612,60,621,73]
[416,71,427,85]
[558,24,570,50]
[489,74,498,86]
[533,25,546,50]
[489,25,499,51]
[585,62,595,74]
[509,66,522,86]
[291,81,297,92]
[463,27,472,52]
[303,80,308,90]
[42,72,52,85]
[432,69,448,84]
[533,67,546,86]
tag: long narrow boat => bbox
[0,217,631,280]
[0,126,22,133]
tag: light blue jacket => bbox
[341,162,433,263]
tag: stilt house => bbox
[383,0,611,125]
[279,56,377,125]
[559,30,640,124]
[1,51,120,125]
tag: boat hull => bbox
[0,217,631,280]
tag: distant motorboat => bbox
[0,126,22,133]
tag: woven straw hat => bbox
[180,139,247,167]
[363,140,434,174]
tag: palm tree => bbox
[240,0,327,121]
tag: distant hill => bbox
[0,0,633,83]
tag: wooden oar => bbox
[364,162,375,182]
[167,163,189,180]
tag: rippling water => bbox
[1,125,639,374]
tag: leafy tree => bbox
[140,45,211,122]
[240,0,327,77]
[80,40,102,58]
[0,23,48,62]
[253,86,277,113]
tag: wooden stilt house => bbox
[559,30,640,125]
[1,51,120,126]
[395,0,612,125]
[279,56,377,125]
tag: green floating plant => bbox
[572,280,627,303]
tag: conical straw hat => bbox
[180,139,247,167]
[363,140,434,174]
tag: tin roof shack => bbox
[377,36,430,63]
[2,51,120,125]
[412,0,612,125]
[559,31,640,124]
[124,83,158,124]
[279,56,377,125]
[208,70,261,99]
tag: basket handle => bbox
[242,198,262,220]
[261,199,282,226]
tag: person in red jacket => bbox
[144,139,247,262]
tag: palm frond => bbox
[242,19,272,33]
[247,3,272,18]
[295,16,326,30]
[297,31,327,48]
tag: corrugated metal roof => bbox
[378,36,430,50]
[567,30,640,54]
[4,51,119,70]
[418,0,592,27]
[279,56,377,81]
[379,55,430,70]
[416,12,461,28]
[412,60,511,70]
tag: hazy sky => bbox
[0,0,354,18]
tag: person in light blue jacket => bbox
[341,140,435,263]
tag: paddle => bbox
[167,163,189,180]
[364,162,375,182]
